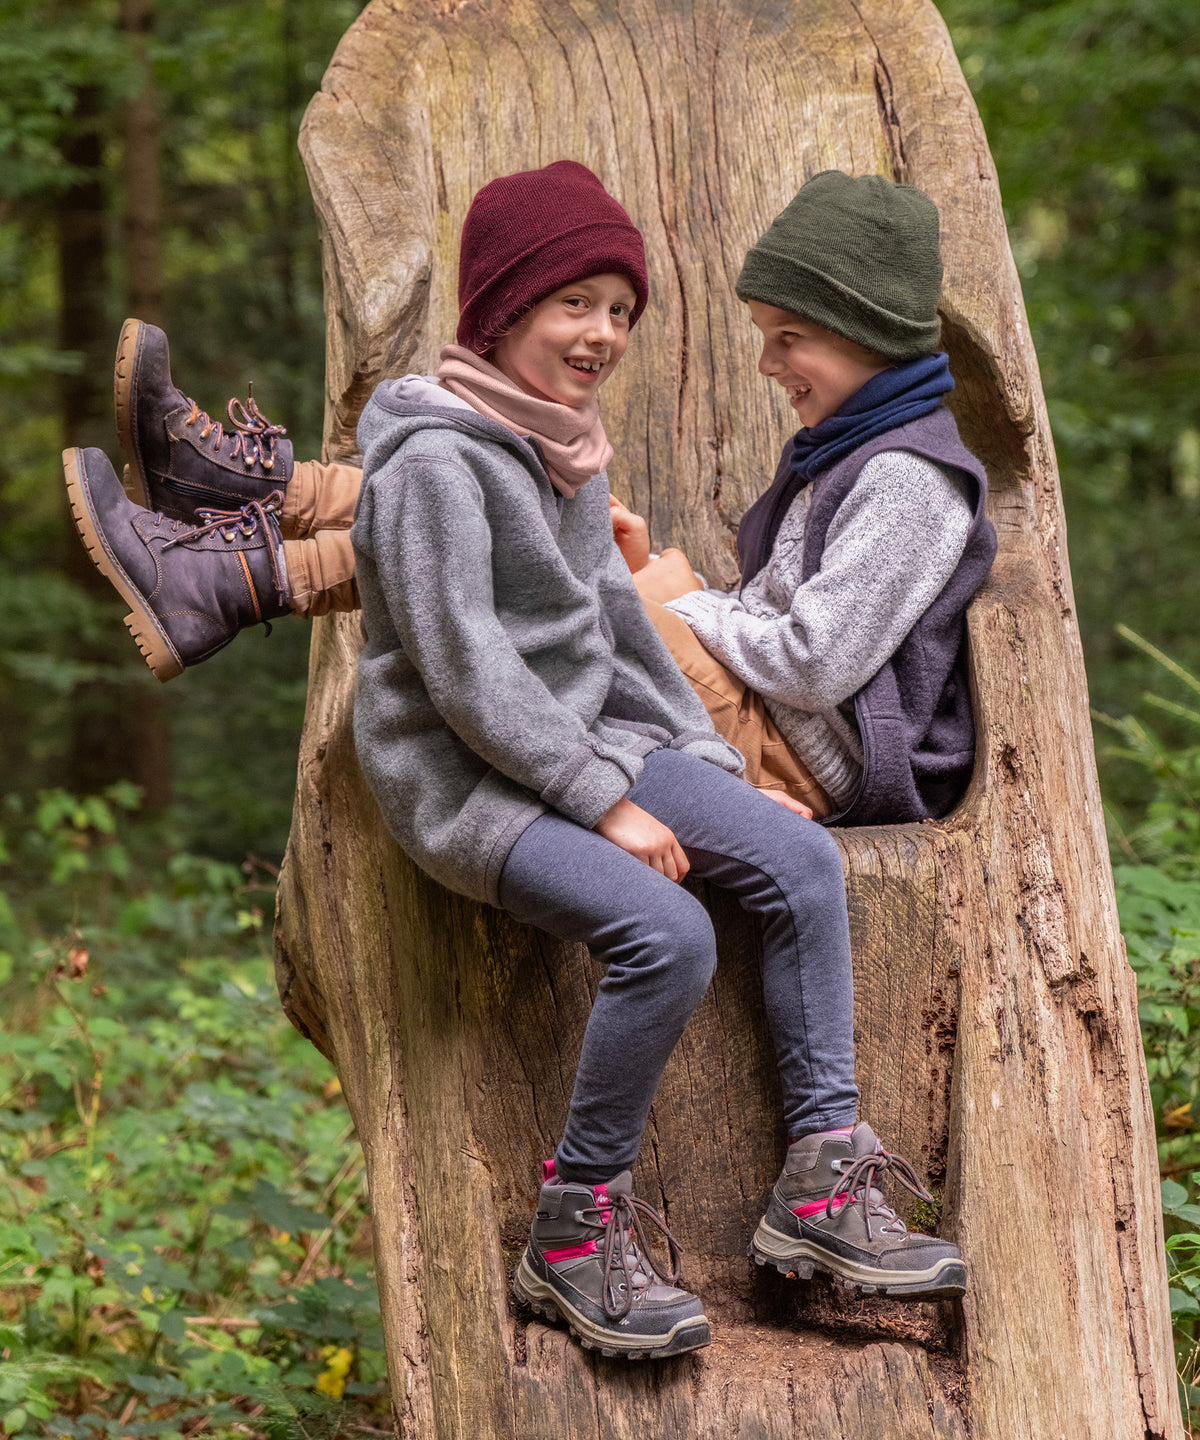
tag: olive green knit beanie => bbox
[735,170,943,360]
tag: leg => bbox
[499,811,714,1358]
[499,810,720,1181]
[285,461,362,537]
[625,747,856,1136]
[628,749,965,1300]
[282,530,360,616]
[643,599,833,817]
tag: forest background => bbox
[1,0,1198,1436]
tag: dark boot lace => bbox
[185,385,287,471]
[826,1141,934,1237]
[161,492,288,613]
[580,1192,683,1321]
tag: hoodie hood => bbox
[357,371,537,468]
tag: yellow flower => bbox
[315,1345,353,1399]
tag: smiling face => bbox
[489,273,637,407]
[748,300,892,428]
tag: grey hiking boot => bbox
[114,317,293,521]
[751,1122,966,1300]
[64,447,290,681]
[513,1162,711,1360]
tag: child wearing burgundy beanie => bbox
[64,160,965,1361]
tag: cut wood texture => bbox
[274,2,1183,1435]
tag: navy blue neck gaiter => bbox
[737,352,955,586]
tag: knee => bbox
[656,893,718,1001]
[803,830,847,917]
[768,820,846,906]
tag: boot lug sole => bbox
[512,1254,710,1360]
[114,318,151,509]
[63,448,183,683]
[750,1219,967,1300]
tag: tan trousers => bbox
[642,599,833,818]
[280,460,363,616]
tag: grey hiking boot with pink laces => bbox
[751,1122,966,1300]
[114,317,293,522]
[513,1162,710,1360]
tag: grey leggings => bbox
[497,747,858,1183]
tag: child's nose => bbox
[585,310,617,345]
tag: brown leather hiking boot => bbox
[513,1162,710,1360]
[64,447,290,681]
[751,1122,966,1300]
[114,318,293,521]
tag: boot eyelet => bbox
[221,526,236,542]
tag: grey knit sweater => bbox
[667,451,972,807]
[350,377,743,906]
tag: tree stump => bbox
[273,2,1183,1435]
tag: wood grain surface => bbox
[275,1,1182,1435]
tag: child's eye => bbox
[610,303,629,318]
[563,296,587,310]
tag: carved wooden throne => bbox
[274,2,1182,1435]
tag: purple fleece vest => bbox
[777,406,997,825]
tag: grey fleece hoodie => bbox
[350,377,744,906]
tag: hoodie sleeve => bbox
[360,451,638,828]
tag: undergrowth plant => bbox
[1095,625,1200,1423]
[0,790,385,1440]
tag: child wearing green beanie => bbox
[617,169,997,825]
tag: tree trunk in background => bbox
[119,0,171,810]
[58,84,133,798]
[274,2,1183,1436]
[59,59,172,808]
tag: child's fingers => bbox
[762,790,814,821]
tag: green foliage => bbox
[937,0,1200,801]
[0,793,385,1438]
[1098,633,1200,1421]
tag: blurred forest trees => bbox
[0,0,1196,860]
[0,0,364,860]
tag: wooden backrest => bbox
[276,3,1179,1436]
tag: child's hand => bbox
[761,790,815,821]
[594,797,690,882]
[633,549,705,605]
[610,494,651,572]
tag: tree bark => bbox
[275,2,1183,1435]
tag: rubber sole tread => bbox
[750,1245,967,1300]
[512,1258,709,1361]
[114,319,152,509]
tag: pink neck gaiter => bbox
[436,344,613,499]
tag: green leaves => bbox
[0,790,385,1436]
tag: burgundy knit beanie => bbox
[456,160,649,354]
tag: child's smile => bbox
[748,301,891,429]
[491,274,637,407]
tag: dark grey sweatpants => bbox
[497,747,858,1183]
